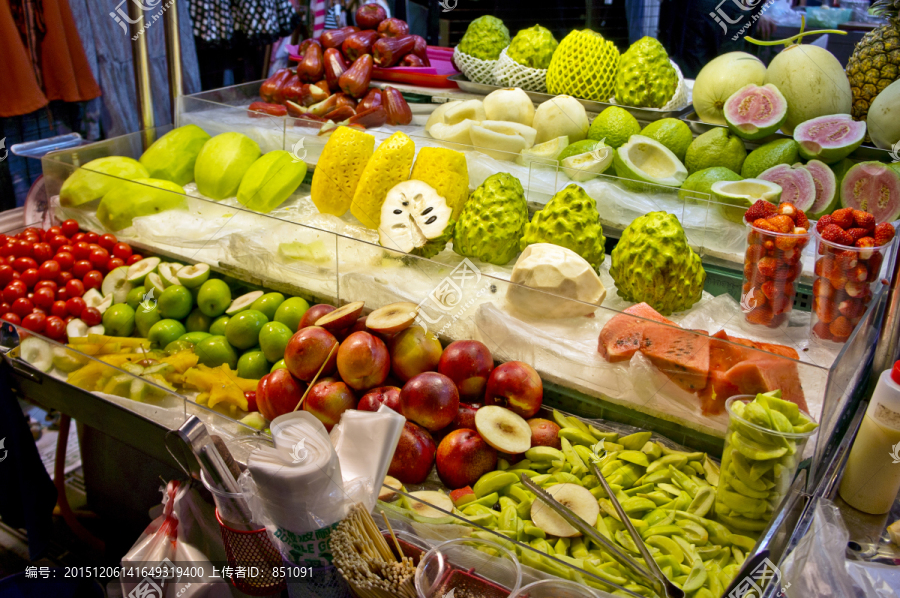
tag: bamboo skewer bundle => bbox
[333,503,416,598]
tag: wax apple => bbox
[336,331,390,391]
[400,372,459,432]
[436,429,498,489]
[357,386,401,412]
[303,377,356,430]
[389,326,442,381]
[256,369,306,421]
[355,3,387,29]
[528,418,561,449]
[484,361,543,418]
[284,326,338,381]
[437,340,493,402]
[446,402,480,433]
[388,421,436,484]
[298,304,335,330]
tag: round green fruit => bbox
[209,315,230,336]
[126,286,146,311]
[270,359,287,373]
[273,297,309,332]
[180,331,212,344]
[197,279,232,318]
[258,321,293,363]
[185,307,212,332]
[134,302,162,338]
[102,304,136,337]
[165,340,195,354]
[237,350,270,380]
[148,319,187,349]
[158,285,193,320]
[250,292,285,321]
[194,335,238,369]
[225,309,269,350]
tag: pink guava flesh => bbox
[840,162,900,223]
[795,115,866,162]
[802,159,838,217]
[758,163,816,211]
[724,84,787,137]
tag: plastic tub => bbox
[510,579,601,598]
[415,537,522,598]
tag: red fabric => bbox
[40,0,101,104]
[0,0,48,117]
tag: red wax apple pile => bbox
[253,300,546,488]
[0,222,139,342]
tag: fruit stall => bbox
[4,5,900,598]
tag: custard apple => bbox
[615,37,677,109]
[547,30,619,102]
[520,184,606,271]
[507,25,558,69]
[453,173,527,266]
[379,180,455,259]
[458,16,510,61]
[609,212,705,315]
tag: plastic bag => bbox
[768,0,803,26]
[120,480,232,598]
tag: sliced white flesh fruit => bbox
[516,136,569,167]
[475,405,532,454]
[102,266,132,303]
[562,147,614,182]
[226,290,265,315]
[176,263,211,288]
[470,125,529,161]
[145,273,167,298]
[429,119,475,145]
[83,288,104,308]
[126,257,160,283]
[424,100,462,132]
[88,325,106,335]
[366,302,418,335]
[405,491,453,518]
[96,294,114,314]
[378,180,452,254]
[20,336,53,372]
[66,318,89,338]
[316,301,365,331]
[379,476,404,501]
[51,346,89,373]
[158,263,181,287]
[443,100,485,125]
[530,483,600,538]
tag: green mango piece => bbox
[498,496,517,511]
[559,427,597,446]
[139,124,211,185]
[647,454,688,474]
[642,508,675,528]
[727,533,757,552]
[717,512,769,532]
[618,450,650,468]
[731,431,788,461]
[728,475,770,499]
[719,489,766,515]
[194,132,262,200]
[670,466,700,497]
[641,524,683,538]
[621,496,657,515]
[639,491,672,506]
[645,535,684,564]
[472,492,499,507]
[523,524,545,539]
[687,486,715,517]
[473,470,518,497]
[584,559,629,585]
[237,150,308,213]
[60,156,149,206]
[97,178,187,231]
[755,390,800,422]
[623,483,655,496]
[641,469,674,485]
[674,518,708,544]
[793,419,819,434]
[588,425,619,442]
[641,441,662,460]
[743,401,773,429]
[618,431,652,450]
[615,529,640,554]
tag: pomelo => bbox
[693,52,767,125]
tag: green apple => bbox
[258,321,293,363]
[177,263,211,288]
[225,309,268,350]
[237,350,270,379]
[209,315,230,336]
[185,307,212,332]
[158,285,193,320]
[102,304,135,337]
[180,331,212,344]
[126,286,147,311]
[145,273,167,299]
[159,263,182,288]
[102,266,133,304]
[195,335,238,369]
[126,257,161,284]
[250,292,285,321]
[134,302,162,337]
[197,279,232,318]
[148,319,187,349]
[165,340,195,354]
[274,297,310,332]
[270,359,287,373]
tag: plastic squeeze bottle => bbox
[839,360,900,514]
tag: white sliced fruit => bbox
[379,476,404,501]
[66,318,89,338]
[405,491,453,519]
[145,272,166,298]
[158,263,182,288]
[126,257,161,283]
[562,146,614,182]
[424,100,462,132]
[102,266,131,303]
[226,290,265,315]
[176,263,211,288]
[516,136,569,167]
[475,405,532,454]
[96,294,114,314]
[88,324,105,335]
[443,99,485,125]
[19,336,53,372]
[530,483,600,538]
[366,302,418,335]
[478,120,537,147]
[83,288,104,308]
[51,346,89,373]
[429,119,475,146]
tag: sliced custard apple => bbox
[351,132,415,229]
[379,180,455,259]
[410,147,470,220]
[453,172,528,266]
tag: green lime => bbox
[158,285,193,320]
[270,359,287,373]
[678,167,743,203]
[126,286,146,311]
[195,335,238,369]
[197,279,232,318]
[685,128,747,174]
[588,106,641,149]
[274,297,310,332]
[148,319,187,349]
[102,304,135,337]
[180,331,212,344]
[640,118,694,162]
[237,350,270,379]
[250,292,285,321]
[258,321,293,363]
[224,309,269,350]
[209,315,230,336]
[185,307,212,332]
[134,302,161,338]
[165,340,195,354]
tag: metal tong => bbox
[520,461,685,598]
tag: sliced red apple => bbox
[316,301,365,332]
[378,475,404,501]
[366,302,419,335]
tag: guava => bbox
[840,162,900,223]
[800,160,839,219]
[793,114,866,164]
[757,164,816,212]
[723,84,787,140]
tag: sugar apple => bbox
[507,25,558,69]
[547,30,619,102]
[378,180,455,259]
[609,212,705,315]
[458,16,510,61]
[453,173,528,266]
[520,184,606,271]
[615,37,677,109]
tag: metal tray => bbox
[448,74,693,120]
[681,111,893,162]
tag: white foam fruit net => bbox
[663,60,689,111]
[453,46,502,86]
[493,47,548,92]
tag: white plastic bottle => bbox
[839,361,900,514]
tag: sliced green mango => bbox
[194,132,261,200]
[139,124,211,185]
[237,150,308,213]
[97,178,187,231]
[60,156,149,206]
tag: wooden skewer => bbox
[381,510,404,564]
[292,342,338,412]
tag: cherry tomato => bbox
[245,391,258,411]
[58,245,74,256]
[44,315,66,340]
[56,288,69,301]
[31,307,45,316]
[84,232,99,244]
[57,271,74,285]
[20,269,39,288]
[38,260,60,281]
[2,313,21,325]
[89,247,109,269]
[0,234,6,245]
[13,240,33,258]
[80,306,102,327]
[71,232,85,243]
[82,270,103,291]
[0,265,14,287]
[0,244,12,258]
[33,287,55,310]
[13,257,37,272]
[107,257,125,271]
[73,242,91,260]
[3,281,26,304]
[55,251,74,271]
[0,302,9,314]
[33,243,53,263]
[73,260,93,279]
[22,312,46,333]
[12,297,34,318]
[35,280,58,293]
[112,243,133,260]
[65,279,85,298]
[61,220,80,237]
[66,296,86,315]
[126,254,143,266]
[0,257,6,266]
[49,235,69,251]
[99,234,117,250]
[51,300,69,319]
[44,226,62,241]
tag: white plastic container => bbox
[838,361,900,514]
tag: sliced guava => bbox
[794,115,866,164]
[799,159,839,219]
[724,84,787,140]
[515,136,569,167]
[758,164,816,211]
[561,145,614,182]
[613,135,688,189]
[711,179,782,223]
[840,162,900,223]
[678,167,743,204]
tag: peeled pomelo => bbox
[712,179,782,223]
[193,132,261,200]
[799,160,838,219]
[724,84,787,140]
[757,163,816,211]
[693,52,767,125]
[867,80,900,150]
[840,162,900,223]
[59,156,149,207]
[794,114,866,164]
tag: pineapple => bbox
[846,0,900,122]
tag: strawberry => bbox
[812,321,833,341]
[820,224,854,247]
[771,293,792,315]
[761,280,776,300]
[774,263,798,281]
[846,228,869,242]
[830,207,855,230]
[757,257,778,278]
[745,200,776,223]
[776,202,798,219]
[852,209,875,231]
[812,278,833,298]
[874,222,895,247]
[752,218,779,233]
[745,244,765,265]
[866,252,883,282]
[814,296,837,324]
[854,236,876,259]
[743,286,768,309]
[792,209,810,230]
[767,214,794,233]
[829,315,854,339]
[844,281,871,299]
[834,249,858,270]
[747,229,762,245]
[776,246,802,264]
[814,256,835,278]
[846,263,867,282]
[745,304,774,326]
[828,268,848,291]
[816,214,835,233]
[838,299,865,319]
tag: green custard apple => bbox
[453,172,528,266]
[507,25,558,69]
[139,124,211,186]
[609,212,705,315]
[615,37,678,109]
[458,16,510,60]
